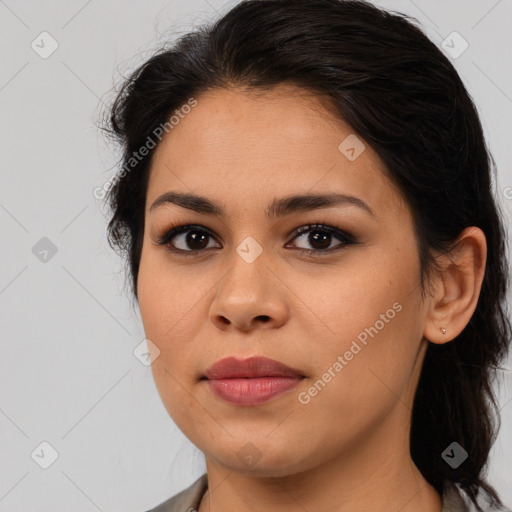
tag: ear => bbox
[423,227,487,344]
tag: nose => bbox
[209,251,290,332]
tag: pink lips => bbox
[203,356,305,406]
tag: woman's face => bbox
[138,84,431,476]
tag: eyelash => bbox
[154,222,357,258]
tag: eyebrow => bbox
[149,191,375,218]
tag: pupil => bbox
[187,231,208,250]
[310,230,331,250]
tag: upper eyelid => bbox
[166,223,346,239]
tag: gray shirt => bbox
[144,474,512,512]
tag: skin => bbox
[137,84,487,512]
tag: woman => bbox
[101,0,512,510]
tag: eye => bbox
[155,225,220,254]
[286,223,355,255]
[154,223,356,256]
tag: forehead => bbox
[146,84,406,219]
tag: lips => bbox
[202,356,305,406]
[203,356,305,380]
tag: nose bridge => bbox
[221,235,269,299]
[209,236,289,330]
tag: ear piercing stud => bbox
[440,327,447,335]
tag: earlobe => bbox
[423,227,487,345]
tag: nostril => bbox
[256,315,271,323]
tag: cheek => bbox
[297,252,416,354]
[138,249,205,341]
[138,256,207,427]
[293,301,423,463]
[302,249,423,401]
[137,251,212,409]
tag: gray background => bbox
[1,0,511,510]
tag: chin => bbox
[204,438,313,478]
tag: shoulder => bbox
[143,474,208,512]
[442,480,512,512]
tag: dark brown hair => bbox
[100,1,512,509]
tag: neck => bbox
[198,405,442,512]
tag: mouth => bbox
[201,356,306,406]
[203,355,305,380]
